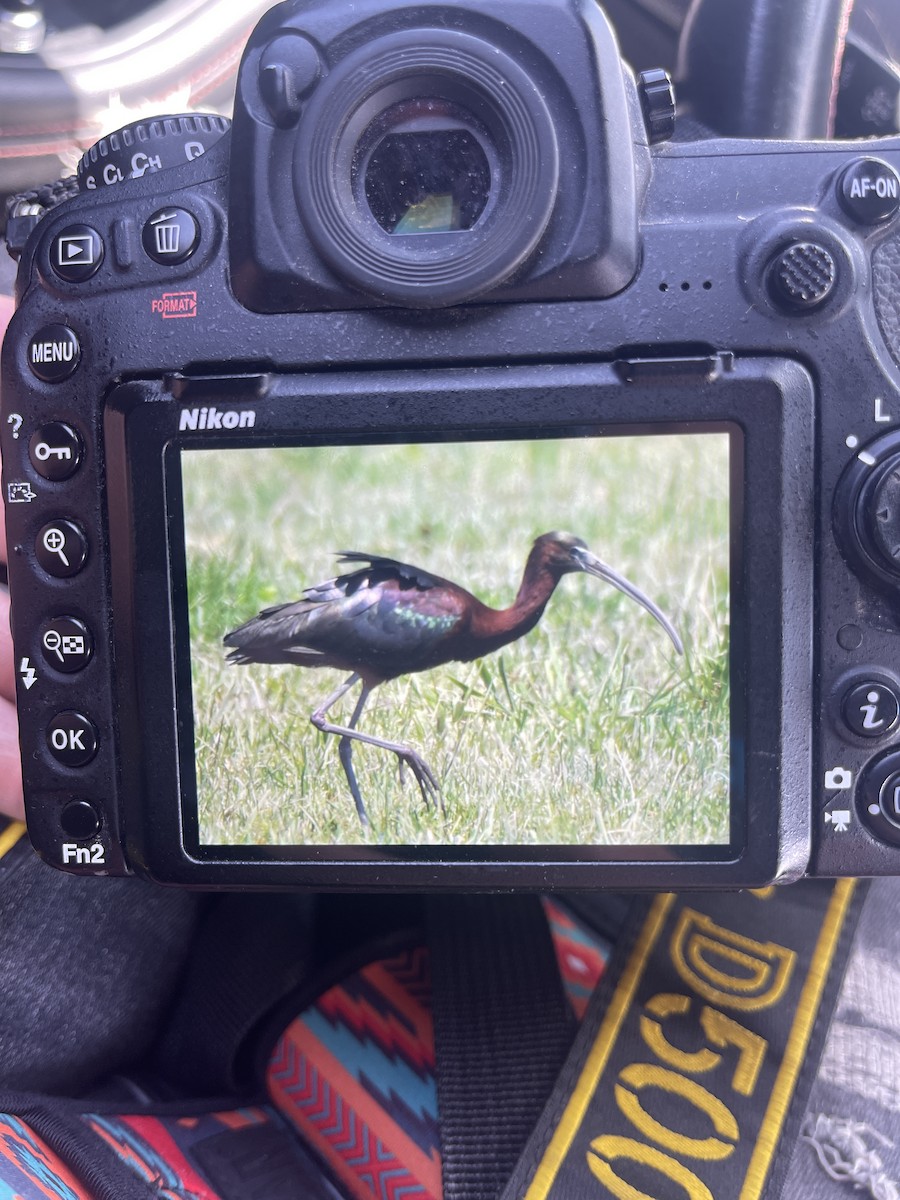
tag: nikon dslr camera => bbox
[3,0,900,889]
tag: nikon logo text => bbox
[179,407,257,431]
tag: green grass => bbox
[182,434,731,847]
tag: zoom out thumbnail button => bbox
[40,617,94,673]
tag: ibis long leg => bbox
[310,674,441,821]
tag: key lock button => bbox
[29,422,83,481]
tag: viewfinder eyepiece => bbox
[360,99,493,236]
[294,29,559,307]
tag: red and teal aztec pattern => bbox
[0,899,608,1200]
[266,899,609,1200]
[0,1114,93,1200]
[543,897,611,1020]
[85,1108,274,1200]
[268,945,441,1200]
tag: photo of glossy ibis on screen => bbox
[181,433,731,848]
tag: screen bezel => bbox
[104,359,813,888]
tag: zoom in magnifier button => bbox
[35,520,88,578]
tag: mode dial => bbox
[77,113,230,193]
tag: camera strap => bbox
[434,880,864,1200]
[0,877,876,1200]
[426,895,576,1200]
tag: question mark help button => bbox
[29,422,83,481]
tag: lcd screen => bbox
[178,430,733,852]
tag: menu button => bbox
[28,325,81,383]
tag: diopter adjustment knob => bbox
[638,69,676,145]
[77,114,230,192]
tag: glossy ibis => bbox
[224,531,683,826]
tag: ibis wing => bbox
[335,551,447,592]
[224,551,470,676]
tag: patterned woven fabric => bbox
[0,899,609,1200]
[85,1109,273,1200]
[0,1113,94,1200]
[543,897,610,1020]
[266,899,608,1200]
[268,946,441,1200]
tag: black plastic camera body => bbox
[3,0,900,889]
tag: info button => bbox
[28,325,81,384]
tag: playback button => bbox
[29,422,83,481]
[50,225,104,282]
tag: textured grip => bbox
[874,236,900,372]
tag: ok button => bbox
[46,711,98,767]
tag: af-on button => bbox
[838,158,900,225]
